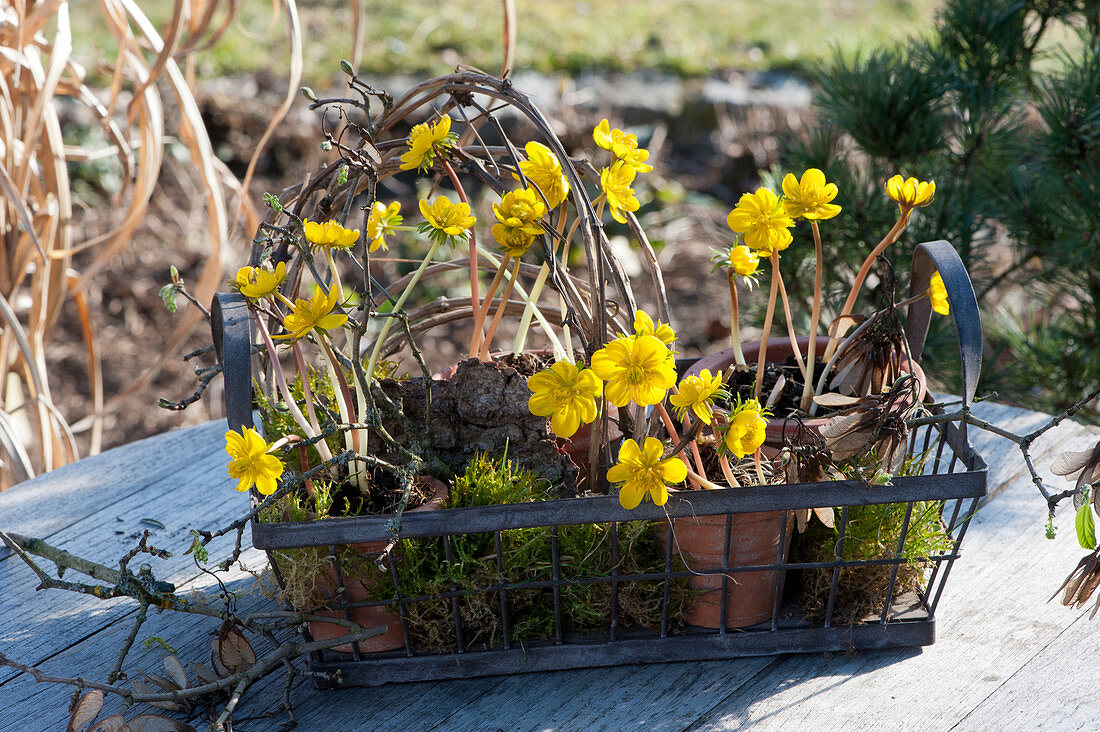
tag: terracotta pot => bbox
[657,503,794,628]
[307,476,448,653]
[688,336,926,446]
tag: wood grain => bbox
[0,403,1097,732]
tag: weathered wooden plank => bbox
[4,402,1096,731]
[672,406,1098,731]
[221,671,505,732]
[951,593,1100,730]
[965,401,1056,501]
[0,549,268,730]
[0,420,226,554]
[416,657,780,732]
[0,449,247,685]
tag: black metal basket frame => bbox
[214,241,987,686]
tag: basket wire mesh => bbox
[252,408,986,688]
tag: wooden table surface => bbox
[2,401,1099,731]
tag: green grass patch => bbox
[68,0,941,87]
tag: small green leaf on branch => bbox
[1076,503,1096,550]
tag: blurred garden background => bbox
[2,0,1098,487]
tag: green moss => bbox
[792,450,954,624]
[374,453,689,652]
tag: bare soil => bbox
[47,78,804,463]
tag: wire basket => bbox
[216,231,987,687]
[249,409,985,687]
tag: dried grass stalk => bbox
[0,0,299,488]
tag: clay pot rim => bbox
[685,336,927,431]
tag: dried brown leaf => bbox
[67,689,104,732]
[162,656,188,691]
[812,392,863,408]
[825,433,871,459]
[130,679,186,713]
[1050,442,1100,509]
[126,716,196,732]
[140,673,180,693]
[210,639,230,677]
[813,507,835,529]
[819,412,861,441]
[89,715,127,732]
[1053,552,1100,606]
[188,661,221,685]
[1051,449,1094,476]
[1076,571,1100,609]
[764,374,786,410]
[217,621,255,674]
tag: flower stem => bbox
[656,402,703,489]
[513,262,549,354]
[365,239,443,384]
[754,253,781,400]
[323,249,344,305]
[753,450,766,486]
[317,334,357,451]
[290,343,326,449]
[317,333,367,489]
[471,253,512,360]
[555,206,575,362]
[440,158,483,360]
[479,246,569,359]
[799,220,825,412]
[822,209,910,363]
[683,465,730,491]
[481,255,524,359]
[477,254,511,329]
[776,268,805,377]
[727,273,746,367]
[254,317,333,463]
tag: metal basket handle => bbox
[211,292,254,431]
[905,240,982,408]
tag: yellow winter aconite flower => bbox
[593,119,654,173]
[600,160,641,224]
[608,437,687,510]
[781,168,841,220]
[526,360,603,439]
[235,261,287,300]
[727,245,760,277]
[724,399,768,459]
[726,187,794,255]
[518,141,570,209]
[399,113,454,172]
[277,284,347,341]
[303,219,360,250]
[494,188,547,229]
[225,426,284,495]
[366,201,402,253]
[930,271,950,315]
[492,187,546,247]
[669,369,724,425]
[632,310,676,346]
[491,223,537,257]
[885,175,936,211]
[591,334,677,407]
[418,196,475,244]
